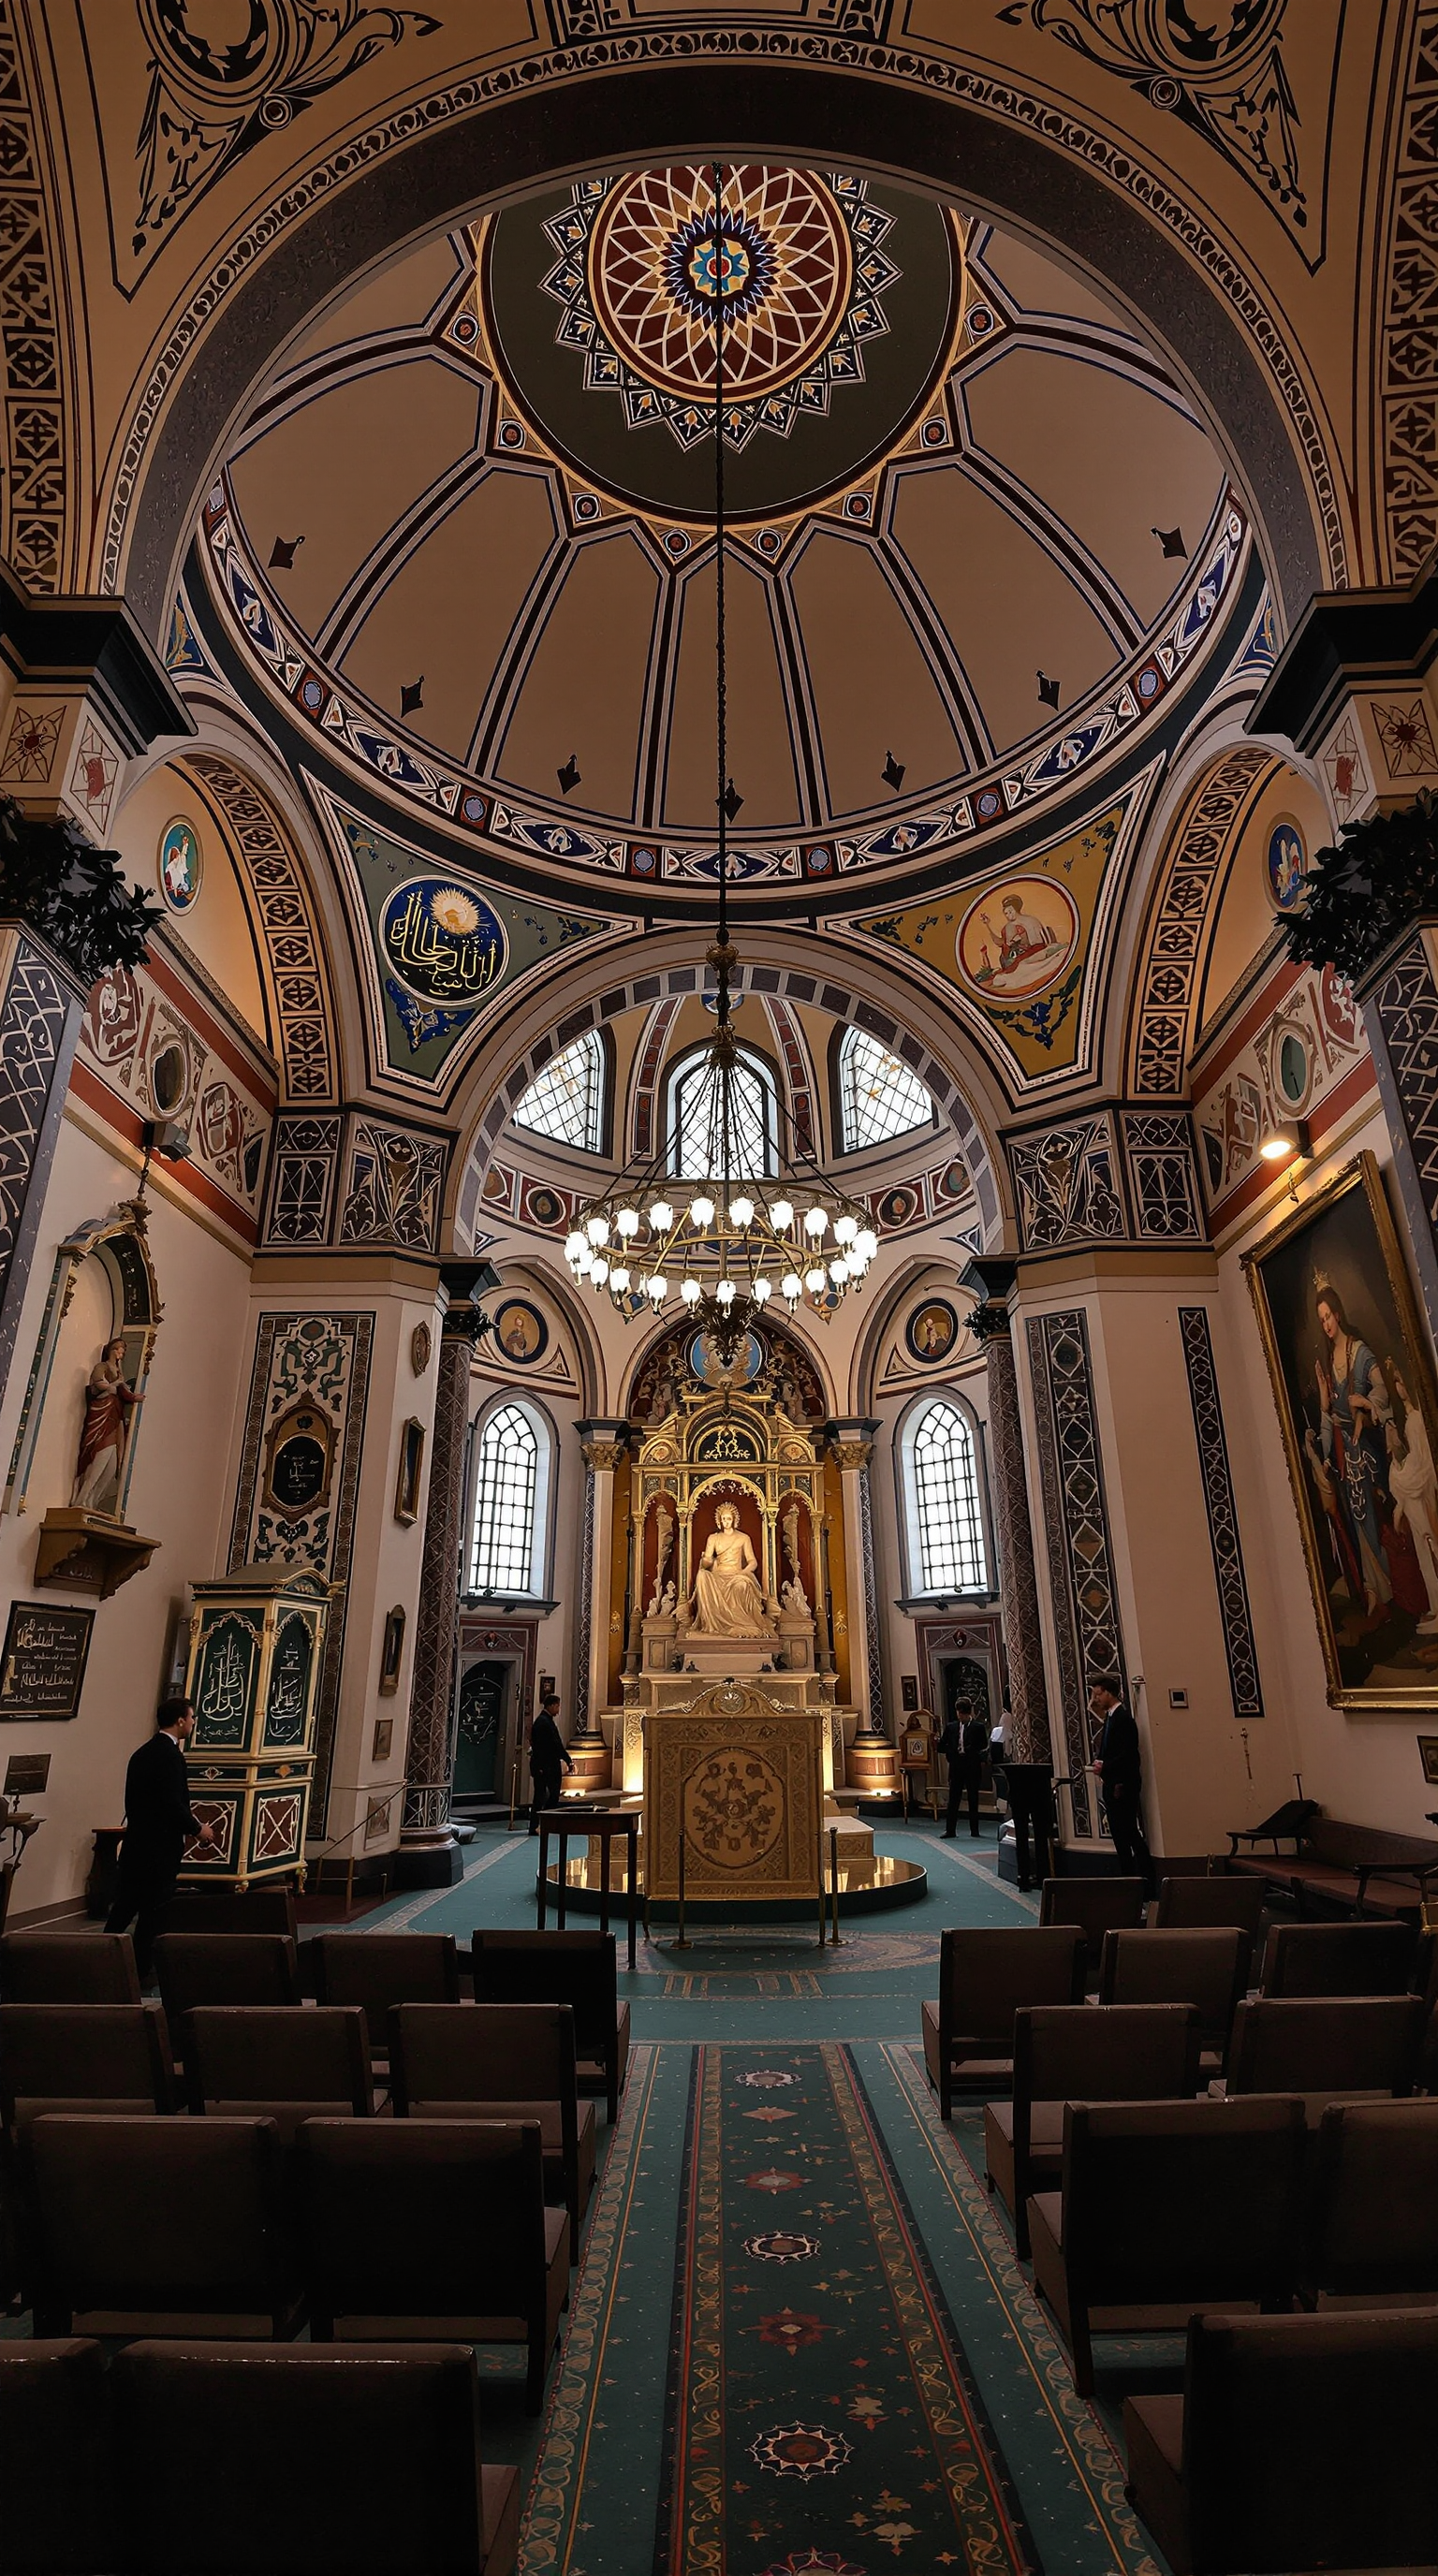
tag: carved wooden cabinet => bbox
[181,1562,335,1889]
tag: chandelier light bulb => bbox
[770,1198,794,1231]
[728,1195,755,1227]
[590,1256,609,1284]
[649,1200,674,1231]
[752,1277,772,1303]
[647,1273,668,1302]
[804,1266,827,1295]
[855,1227,879,1260]
[616,1208,640,1237]
[689,1194,715,1226]
[681,1277,702,1305]
[829,1258,850,1284]
[586,1216,609,1246]
[610,1266,631,1293]
[782,1271,803,1302]
[803,1208,828,1237]
[565,1229,587,1261]
[716,1279,737,1306]
[574,1248,594,1276]
[833,1214,858,1244]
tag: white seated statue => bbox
[691,1503,774,1636]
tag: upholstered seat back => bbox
[154,1935,301,2045]
[183,2004,372,2116]
[471,1930,617,2055]
[1228,1995,1425,2100]
[26,2114,289,2325]
[1016,2002,1201,2109]
[390,2002,576,2118]
[0,2001,174,2124]
[1307,2100,1438,2296]
[300,2117,548,2325]
[938,1925,1085,2044]
[0,2338,108,2575]
[1259,1919,1416,1997]
[1037,1880,1146,1959]
[1098,1927,1249,2048]
[0,1932,139,2005]
[312,1933,461,2050]
[1062,2096,1305,2307]
[1152,1876,1267,1934]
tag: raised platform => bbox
[541,1851,927,1922]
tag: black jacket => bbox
[121,1731,200,1863]
[528,1712,573,1777]
[961,1715,990,1761]
[1097,1704,1142,1794]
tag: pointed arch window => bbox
[900,1395,989,1597]
[469,1399,553,1599]
[837,1027,934,1152]
[514,1030,606,1153]
[667,1041,777,1179]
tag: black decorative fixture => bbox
[568,166,879,1362]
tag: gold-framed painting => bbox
[1243,1150,1438,1707]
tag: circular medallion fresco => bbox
[158,817,201,912]
[905,1297,959,1364]
[1267,817,1307,911]
[481,165,958,522]
[492,1298,549,1365]
[380,878,506,1006]
[955,873,1080,1003]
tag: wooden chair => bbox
[1226,1994,1426,2121]
[1097,1927,1249,2069]
[1152,1876,1268,1935]
[25,2113,300,2339]
[1258,1918,1416,1997]
[985,2002,1201,2256]
[300,2117,568,2413]
[165,1891,298,1938]
[154,1935,301,2063]
[1038,1878,1147,1967]
[1123,2308,1438,2575]
[1302,2099,1438,2308]
[312,1932,461,2070]
[0,1932,139,2004]
[183,2005,374,2142]
[0,2338,109,2575]
[389,2001,594,2242]
[0,2000,176,2128]
[1028,2095,1306,2395]
[921,1926,1085,2116]
[472,1929,629,2121]
[112,2339,521,2576]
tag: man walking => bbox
[1089,1675,1152,1890]
[527,1690,575,1833]
[105,1698,214,1978]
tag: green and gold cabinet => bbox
[181,1564,336,1889]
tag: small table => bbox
[537,1807,640,1969]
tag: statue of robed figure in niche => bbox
[691,1502,773,1637]
[70,1338,143,1515]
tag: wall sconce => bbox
[1259,1115,1311,1166]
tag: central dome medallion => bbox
[480,163,958,520]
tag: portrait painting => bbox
[1244,1152,1438,1705]
[1267,817,1307,912]
[956,874,1079,1003]
[393,1418,426,1525]
[905,1297,959,1364]
[158,817,201,912]
[493,1298,549,1365]
[1417,1734,1438,1786]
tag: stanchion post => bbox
[829,1824,846,1947]
[674,1828,690,1952]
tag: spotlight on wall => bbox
[1259,1117,1311,1164]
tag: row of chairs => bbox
[0,1926,632,2117]
[19,2114,569,2410]
[1018,2093,1438,2395]
[0,2001,597,2233]
[922,1919,1428,2114]
[980,1997,1430,2253]
[1,2336,520,2575]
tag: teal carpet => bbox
[330,1827,1170,2574]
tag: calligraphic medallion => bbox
[682,1747,786,1869]
[380,878,506,1007]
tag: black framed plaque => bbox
[0,1602,95,1720]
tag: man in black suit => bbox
[1090,1675,1152,1892]
[527,1691,574,1833]
[105,1698,214,1976]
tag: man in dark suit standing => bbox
[527,1691,574,1834]
[937,1699,988,1839]
[105,1699,214,1976]
[1090,1675,1152,1892]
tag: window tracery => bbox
[902,1396,988,1596]
[514,1030,606,1153]
[838,1028,933,1152]
[470,1400,550,1597]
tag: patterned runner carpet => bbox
[655,2042,1035,2576]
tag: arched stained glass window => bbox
[838,1027,934,1152]
[902,1397,988,1595]
[470,1401,550,1596]
[514,1030,605,1152]
[668,1043,777,1179]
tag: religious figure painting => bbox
[904,1297,959,1363]
[492,1298,549,1365]
[1267,817,1308,911]
[1244,1152,1438,1705]
[956,874,1079,1002]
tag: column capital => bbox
[578,1416,629,1471]
[1249,554,1438,828]
[825,1416,880,1470]
[961,1254,1018,1309]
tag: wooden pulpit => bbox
[643,1679,824,1907]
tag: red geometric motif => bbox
[744,2168,805,2194]
[756,2308,826,2353]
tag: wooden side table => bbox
[537,1807,640,1969]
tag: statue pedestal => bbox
[675,1632,782,1676]
[643,1680,825,1910]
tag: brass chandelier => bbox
[566,164,881,1360]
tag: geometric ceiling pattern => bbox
[209,177,1231,888]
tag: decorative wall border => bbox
[227,1308,374,1834]
[1025,1307,1127,1837]
[1377,2,1438,579]
[1177,1304,1263,1720]
[186,751,338,1105]
[101,28,1347,606]
[1129,743,1277,1095]
[0,2,69,591]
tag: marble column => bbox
[964,1266,1053,1767]
[828,1418,883,1730]
[399,1270,487,1884]
[575,1418,629,1740]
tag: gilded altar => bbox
[642,1680,825,1906]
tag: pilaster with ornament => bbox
[962,1268,1054,1770]
[577,1420,629,1746]
[400,1271,489,1878]
[826,1419,883,1733]
[1255,567,1438,1339]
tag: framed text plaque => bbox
[0,1602,94,1720]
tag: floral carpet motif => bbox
[655,2043,1035,2573]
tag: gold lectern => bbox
[181,1562,335,1890]
[643,1679,824,1908]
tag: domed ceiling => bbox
[199,164,1250,894]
